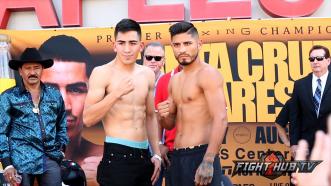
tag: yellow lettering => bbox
[274,81,293,115]
[208,43,233,82]
[164,46,177,73]
[289,41,311,80]
[230,82,256,122]
[256,81,275,122]
[263,42,288,82]
[237,41,263,82]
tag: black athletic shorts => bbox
[97,142,154,186]
[169,144,223,186]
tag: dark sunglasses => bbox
[145,55,163,62]
[308,56,325,62]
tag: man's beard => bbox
[177,52,199,66]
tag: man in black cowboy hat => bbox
[0,48,69,186]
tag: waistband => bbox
[105,136,148,149]
[173,144,208,155]
[103,142,150,160]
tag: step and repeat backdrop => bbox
[1,17,331,185]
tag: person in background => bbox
[291,45,331,155]
[143,42,165,90]
[154,64,182,186]
[142,41,167,186]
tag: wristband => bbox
[153,154,162,162]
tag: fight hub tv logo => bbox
[232,150,322,180]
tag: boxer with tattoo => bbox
[157,21,228,186]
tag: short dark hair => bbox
[39,35,92,77]
[115,19,141,40]
[169,21,198,39]
[309,45,330,58]
[143,42,165,57]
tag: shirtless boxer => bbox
[83,18,161,186]
[157,21,228,186]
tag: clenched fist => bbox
[157,99,172,118]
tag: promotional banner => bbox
[0,34,15,93]
[1,17,330,185]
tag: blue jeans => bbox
[21,156,61,186]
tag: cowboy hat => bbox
[9,48,53,70]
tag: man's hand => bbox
[113,78,134,98]
[290,145,298,158]
[157,99,171,118]
[194,159,214,186]
[150,155,162,185]
[159,144,170,168]
[156,98,176,129]
[291,131,331,186]
[81,156,102,183]
[3,166,18,185]
[292,116,331,186]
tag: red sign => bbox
[0,0,324,28]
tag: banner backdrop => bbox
[1,17,331,185]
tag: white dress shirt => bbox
[312,70,329,98]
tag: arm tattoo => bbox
[199,160,214,178]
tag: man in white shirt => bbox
[291,45,331,155]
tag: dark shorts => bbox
[169,144,223,186]
[97,142,154,186]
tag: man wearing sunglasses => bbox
[142,42,166,186]
[143,42,165,92]
[291,45,331,156]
